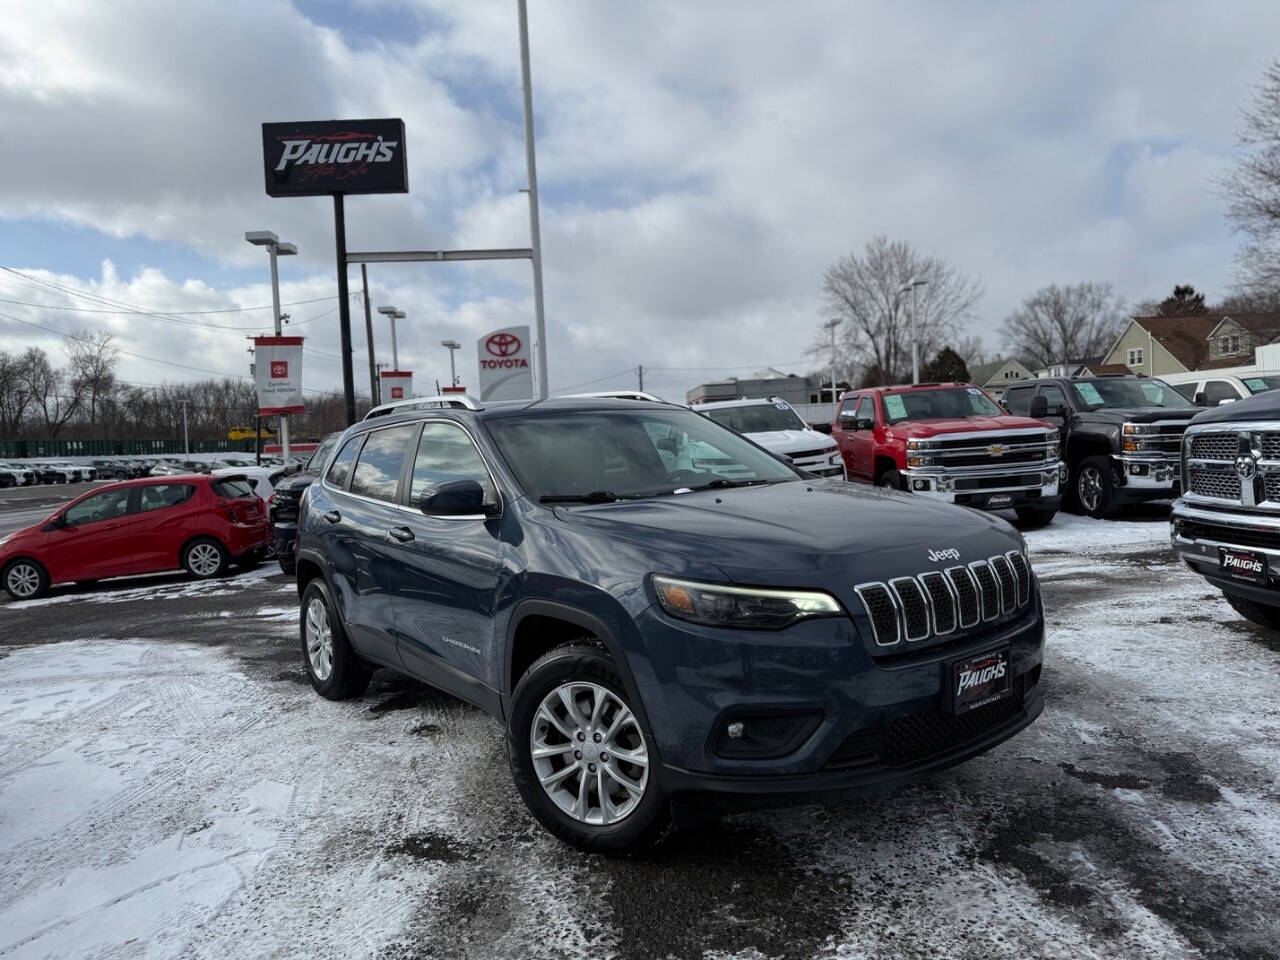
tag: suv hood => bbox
[551,480,1022,588]
[743,429,836,455]
[896,415,1050,438]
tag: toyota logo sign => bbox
[486,332,522,357]
[270,361,289,379]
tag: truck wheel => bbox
[877,468,903,491]
[1073,456,1114,518]
[507,643,672,854]
[300,578,371,699]
[1015,507,1057,528]
[1224,593,1280,630]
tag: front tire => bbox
[182,537,228,579]
[877,468,903,491]
[3,558,49,601]
[507,643,670,854]
[300,578,370,699]
[1073,455,1115,518]
[1015,506,1057,528]
[1224,592,1280,630]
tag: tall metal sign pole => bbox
[333,195,356,424]
[518,0,549,399]
[361,265,379,404]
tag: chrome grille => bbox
[1266,475,1280,502]
[1189,433,1238,461]
[919,572,956,634]
[1263,434,1280,460]
[970,562,1000,621]
[1189,467,1240,500]
[890,577,930,641]
[947,566,980,628]
[858,554,1032,648]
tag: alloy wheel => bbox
[187,543,222,577]
[530,681,649,826]
[305,597,334,681]
[6,563,40,598]
[1078,466,1103,512]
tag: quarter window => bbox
[325,436,363,489]
[138,484,196,512]
[408,423,495,509]
[349,425,417,503]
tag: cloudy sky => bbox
[0,0,1276,400]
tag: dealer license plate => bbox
[1219,546,1268,585]
[986,493,1013,508]
[948,646,1012,715]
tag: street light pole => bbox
[377,305,404,369]
[246,230,297,458]
[518,0,549,399]
[898,279,928,384]
[823,318,840,405]
[441,340,461,386]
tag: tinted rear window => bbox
[212,478,256,499]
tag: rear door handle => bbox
[323,510,341,524]
[388,526,415,543]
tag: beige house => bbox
[1102,315,1221,376]
[969,358,1032,397]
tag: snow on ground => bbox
[0,508,1278,958]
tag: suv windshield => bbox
[486,408,798,501]
[1070,378,1191,410]
[702,402,806,433]
[881,387,1004,425]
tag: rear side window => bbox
[138,484,196,512]
[1003,385,1033,415]
[211,478,256,499]
[325,436,363,489]
[349,425,417,502]
[409,422,495,509]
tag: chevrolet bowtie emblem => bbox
[987,444,1007,457]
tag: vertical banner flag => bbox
[254,336,305,416]
[477,325,533,401]
[380,370,413,401]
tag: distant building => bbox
[1100,314,1280,376]
[1033,356,1105,378]
[968,358,1032,397]
[686,368,847,405]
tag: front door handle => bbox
[388,526,415,543]
[323,510,341,524]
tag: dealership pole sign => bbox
[262,118,408,427]
[253,336,305,416]
[380,370,413,402]
[477,325,533,401]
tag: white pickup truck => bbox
[691,397,846,478]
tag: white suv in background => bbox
[692,397,845,478]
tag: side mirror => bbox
[655,437,678,455]
[45,513,67,531]
[421,479,496,517]
[1029,395,1048,419]
[1219,398,1236,406]
[1193,391,1209,407]
[855,416,875,431]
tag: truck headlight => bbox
[652,575,842,630]
[1122,423,1150,436]
[908,455,936,467]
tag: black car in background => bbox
[1003,375,1197,517]
[270,433,341,574]
[1173,390,1280,628]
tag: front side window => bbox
[325,436,363,489]
[349,425,416,502]
[1003,385,1033,415]
[307,434,340,472]
[409,423,495,509]
[64,488,132,527]
[485,408,798,501]
[880,387,1004,425]
[138,484,196,512]
[1070,378,1192,410]
[702,402,806,434]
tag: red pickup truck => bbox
[833,382,1066,525]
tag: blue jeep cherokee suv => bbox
[295,395,1045,852]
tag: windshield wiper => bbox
[540,490,619,504]
[688,478,776,491]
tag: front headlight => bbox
[652,575,842,630]
[1122,423,1150,436]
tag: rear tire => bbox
[1015,506,1057,528]
[300,578,370,699]
[507,643,671,854]
[278,553,296,576]
[1224,592,1280,630]
[182,537,228,579]
[3,558,49,601]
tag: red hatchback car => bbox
[0,474,270,600]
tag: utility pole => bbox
[518,0,549,399]
[361,265,379,404]
[823,318,840,405]
[182,400,189,454]
[898,279,928,384]
[246,231,297,456]
[638,364,644,392]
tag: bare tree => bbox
[66,330,118,427]
[20,347,83,439]
[819,236,983,385]
[1224,59,1280,296]
[0,351,31,437]
[1000,282,1127,370]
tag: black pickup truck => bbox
[269,433,340,574]
[1002,375,1197,517]
[1172,389,1280,628]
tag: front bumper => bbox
[903,461,1066,511]
[626,598,1046,803]
[1171,500,1280,599]
[1114,455,1180,498]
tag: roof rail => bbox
[563,390,669,403]
[362,394,483,420]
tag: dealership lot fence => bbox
[0,438,259,458]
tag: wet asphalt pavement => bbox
[1,493,1278,959]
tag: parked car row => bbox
[0,453,300,486]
